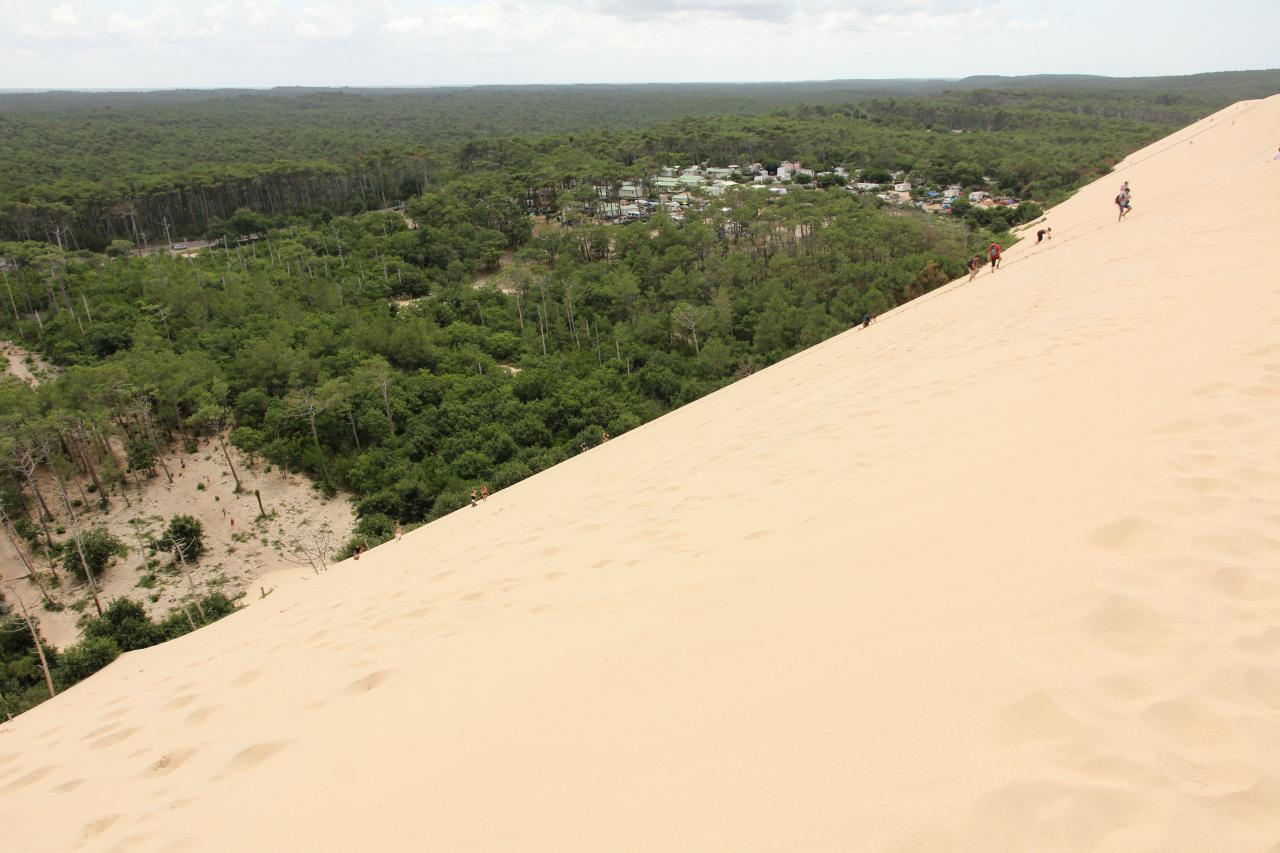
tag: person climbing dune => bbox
[1116,182,1132,221]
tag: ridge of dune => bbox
[2,97,1279,852]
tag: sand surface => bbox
[1,98,1279,851]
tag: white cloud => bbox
[0,0,1275,88]
[386,14,427,34]
[384,5,511,37]
[592,0,796,22]
[297,3,357,38]
[18,2,84,38]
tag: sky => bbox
[1,0,1277,89]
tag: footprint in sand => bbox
[81,814,122,841]
[343,670,396,696]
[1,766,53,793]
[1141,694,1241,753]
[186,705,223,726]
[1079,594,1172,655]
[1087,516,1168,553]
[991,689,1086,748]
[1233,626,1280,657]
[163,694,198,710]
[967,777,1143,850]
[150,750,197,775]
[89,727,139,751]
[223,740,294,775]
[1211,566,1279,601]
[86,721,122,738]
[230,669,260,687]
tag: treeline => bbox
[4,72,1278,249]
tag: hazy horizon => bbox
[3,70,1276,97]
[2,1,1277,90]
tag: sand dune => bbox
[1,97,1279,852]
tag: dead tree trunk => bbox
[6,585,56,699]
[216,430,242,492]
[170,538,207,623]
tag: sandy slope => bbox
[1,98,1279,852]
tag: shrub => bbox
[56,636,120,685]
[125,439,157,474]
[155,514,205,562]
[62,528,127,581]
[82,598,163,652]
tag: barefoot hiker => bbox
[480,484,489,502]
[967,255,981,281]
[1036,227,1052,244]
[988,242,1002,272]
[470,489,478,507]
[394,524,404,542]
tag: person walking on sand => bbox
[987,242,1002,272]
[967,255,981,281]
[1036,227,1052,244]
[394,524,403,543]
[862,311,875,329]
[469,489,478,507]
[353,544,362,561]
[480,484,489,502]
[1116,183,1132,221]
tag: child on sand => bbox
[988,242,1002,271]
[480,484,489,501]
[394,524,403,542]
[469,489,478,507]
[967,256,981,281]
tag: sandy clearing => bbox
[1,340,55,386]
[0,438,356,648]
[0,97,1278,852]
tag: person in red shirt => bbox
[987,242,1002,272]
